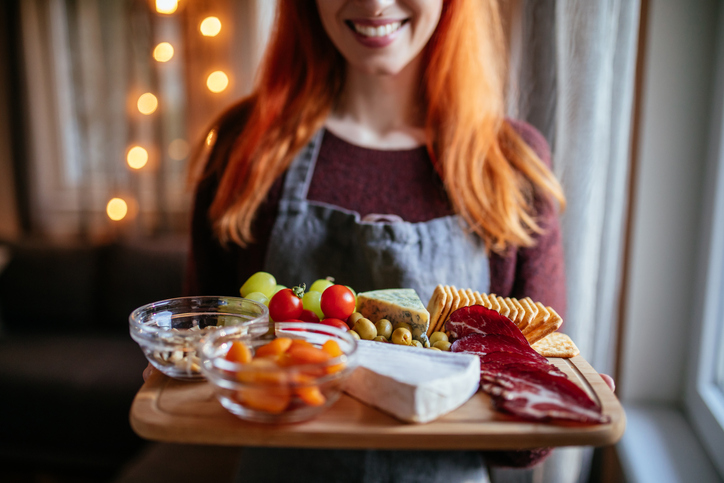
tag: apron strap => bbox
[280,128,325,202]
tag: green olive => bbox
[348,330,361,340]
[373,336,388,343]
[411,340,423,348]
[429,331,448,346]
[347,312,364,327]
[433,340,452,351]
[353,318,377,340]
[375,319,393,339]
[428,347,441,351]
[393,322,412,333]
[391,327,412,345]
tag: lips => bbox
[345,18,409,48]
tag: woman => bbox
[183,0,572,480]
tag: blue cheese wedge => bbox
[344,341,480,423]
[356,289,430,340]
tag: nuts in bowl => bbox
[129,296,268,381]
[199,321,358,423]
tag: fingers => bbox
[600,373,615,392]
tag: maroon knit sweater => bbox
[186,107,566,321]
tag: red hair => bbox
[191,0,565,252]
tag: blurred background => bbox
[0,0,723,482]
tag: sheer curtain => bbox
[500,1,640,482]
[17,0,275,241]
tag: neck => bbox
[325,56,426,149]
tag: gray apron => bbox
[239,129,492,483]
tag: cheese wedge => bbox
[344,340,480,423]
[356,289,430,340]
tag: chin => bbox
[351,57,410,77]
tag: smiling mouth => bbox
[346,19,408,38]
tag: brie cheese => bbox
[344,340,480,423]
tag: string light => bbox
[206,71,228,93]
[205,129,216,146]
[200,17,222,37]
[153,42,174,62]
[168,139,189,160]
[137,93,158,114]
[107,198,128,221]
[127,146,149,169]
[155,0,178,14]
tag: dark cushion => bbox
[0,334,149,465]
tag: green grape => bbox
[244,291,269,306]
[302,291,324,320]
[309,278,334,294]
[272,284,286,296]
[240,271,276,298]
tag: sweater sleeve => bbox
[489,120,567,321]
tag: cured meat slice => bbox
[446,305,529,346]
[481,353,564,376]
[481,364,609,424]
[451,333,550,365]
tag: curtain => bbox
[17,0,275,240]
[498,1,641,482]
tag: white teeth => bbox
[353,21,402,38]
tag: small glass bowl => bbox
[130,296,268,381]
[199,321,359,424]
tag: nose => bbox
[353,0,396,16]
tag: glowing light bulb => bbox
[137,93,158,115]
[200,17,221,37]
[156,0,178,14]
[153,42,174,62]
[168,139,189,160]
[127,146,148,169]
[107,198,128,221]
[206,71,228,93]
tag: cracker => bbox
[426,285,448,336]
[504,297,518,323]
[496,296,511,318]
[531,332,579,358]
[435,285,456,334]
[524,302,550,338]
[520,298,539,335]
[480,292,491,308]
[527,306,563,345]
[458,288,470,310]
[487,293,500,312]
[509,297,526,327]
[473,291,485,307]
[466,288,477,307]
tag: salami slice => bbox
[446,305,529,346]
[482,364,609,424]
[451,333,550,365]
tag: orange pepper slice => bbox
[236,358,288,385]
[322,339,346,374]
[286,345,332,365]
[254,337,293,358]
[225,341,252,364]
[237,386,291,414]
[296,385,326,407]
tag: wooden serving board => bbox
[130,355,625,450]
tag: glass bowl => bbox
[129,296,268,381]
[199,321,359,424]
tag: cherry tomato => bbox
[320,318,350,331]
[320,285,356,320]
[268,288,304,322]
[299,309,320,323]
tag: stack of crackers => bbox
[426,285,579,358]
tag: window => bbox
[685,6,724,475]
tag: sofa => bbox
[0,237,188,475]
